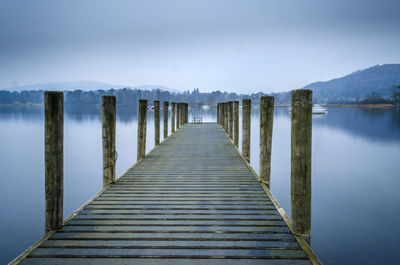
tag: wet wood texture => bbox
[19,123,313,265]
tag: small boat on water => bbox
[312,104,328,114]
[148,106,154,110]
[287,104,328,114]
[202,105,210,110]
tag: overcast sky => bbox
[0,0,399,93]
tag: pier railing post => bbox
[217,103,220,124]
[219,103,223,126]
[228,101,233,140]
[171,102,176,133]
[181,103,185,126]
[177,103,180,129]
[224,102,228,133]
[233,101,239,147]
[102,95,116,188]
[242,99,251,162]
[259,96,274,188]
[291,89,312,243]
[185,103,189,124]
[154,100,160,145]
[44,91,64,233]
[163,101,169,139]
[137,99,148,161]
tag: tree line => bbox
[0,88,291,107]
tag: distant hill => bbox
[2,81,180,93]
[302,64,400,103]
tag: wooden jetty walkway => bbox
[11,92,320,264]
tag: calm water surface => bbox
[1,106,399,264]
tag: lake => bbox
[1,105,400,264]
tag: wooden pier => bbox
[11,94,320,265]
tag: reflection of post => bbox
[242,99,251,162]
[44,91,64,233]
[154,100,160,145]
[171,102,176,133]
[163,101,169,139]
[259,96,274,188]
[233,101,239,147]
[228,101,233,140]
[102,95,116,188]
[291,89,312,244]
[137,99,147,161]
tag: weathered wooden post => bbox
[233,101,239,147]
[221,102,225,130]
[44,91,64,233]
[171,102,176,133]
[219,103,223,126]
[224,102,228,133]
[220,103,224,127]
[154,100,160,145]
[291,89,312,243]
[102,95,116,188]
[181,103,185,125]
[163,101,169,139]
[228,101,233,140]
[186,103,189,123]
[217,103,220,124]
[259,96,274,188]
[137,99,148,161]
[242,99,251,162]
[185,103,189,124]
[176,103,180,129]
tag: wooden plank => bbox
[66,219,287,226]
[50,232,295,240]
[60,225,290,233]
[41,239,301,248]
[29,248,308,258]
[20,258,312,265]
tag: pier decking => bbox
[14,123,317,264]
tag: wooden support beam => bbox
[44,91,64,233]
[291,89,312,243]
[259,96,274,188]
[242,99,251,162]
[163,101,169,139]
[233,101,239,147]
[228,101,233,140]
[171,102,176,133]
[154,100,160,145]
[102,95,116,188]
[176,103,180,129]
[137,99,148,161]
